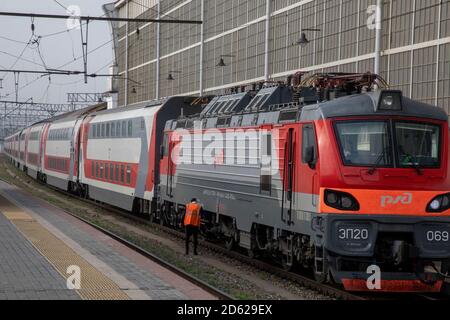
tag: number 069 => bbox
[426,230,449,242]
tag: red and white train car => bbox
[24,123,48,180]
[78,97,202,213]
[6,132,20,167]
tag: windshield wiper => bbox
[368,147,390,175]
[412,163,424,176]
[400,153,424,176]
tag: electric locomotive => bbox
[158,73,450,292]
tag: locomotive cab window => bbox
[302,124,318,168]
[334,121,392,167]
[334,120,441,169]
[395,122,440,168]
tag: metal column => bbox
[374,0,383,76]
[264,0,271,82]
[199,0,205,96]
[156,0,161,100]
[124,0,129,105]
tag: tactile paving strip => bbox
[0,195,130,300]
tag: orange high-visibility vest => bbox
[184,202,201,227]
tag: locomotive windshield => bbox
[335,120,441,168]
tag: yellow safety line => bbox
[0,195,130,300]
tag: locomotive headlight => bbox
[324,190,360,211]
[382,95,394,107]
[377,90,402,111]
[427,193,450,213]
[430,199,441,211]
[341,196,353,209]
[326,192,338,205]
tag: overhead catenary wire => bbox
[52,0,69,12]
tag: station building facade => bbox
[113,0,450,113]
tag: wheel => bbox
[247,248,259,259]
[224,236,235,251]
[314,270,329,283]
[282,255,295,272]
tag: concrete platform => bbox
[0,180,216,300]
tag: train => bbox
[3,72,450,293]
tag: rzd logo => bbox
[380,192,413,208]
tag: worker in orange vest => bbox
[184,198,202,255]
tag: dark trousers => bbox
[185,225,199,255]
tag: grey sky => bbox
[0,0,113,104]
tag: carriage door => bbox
[281,128,295,225]
[39,123,50,172]
[162,133,174,198]
[69,119,81,182]
[260,126,273,196]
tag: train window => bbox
[110,164,114,180]
[126,165,131,184]
[116,122,121,137]
[100,163,104,179]
[106,123,110,137]
[395,121,440,168]
[101,123,105,137]
[162,134,169,156]
[128,120,132,137]
[105,163,109,180]
[111,122,115,137]
[96,124,100,137]
[141,119,145,130]
[120,165,125,182]
[334,121,391,167]
[260,175,271,192]
[93,124,96,138]
[302,125,318,168]
[91,161,94,177]
[96,162,99,178]
[122,121,126,136]
[115,164,119,181]
[260,132,272,194]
